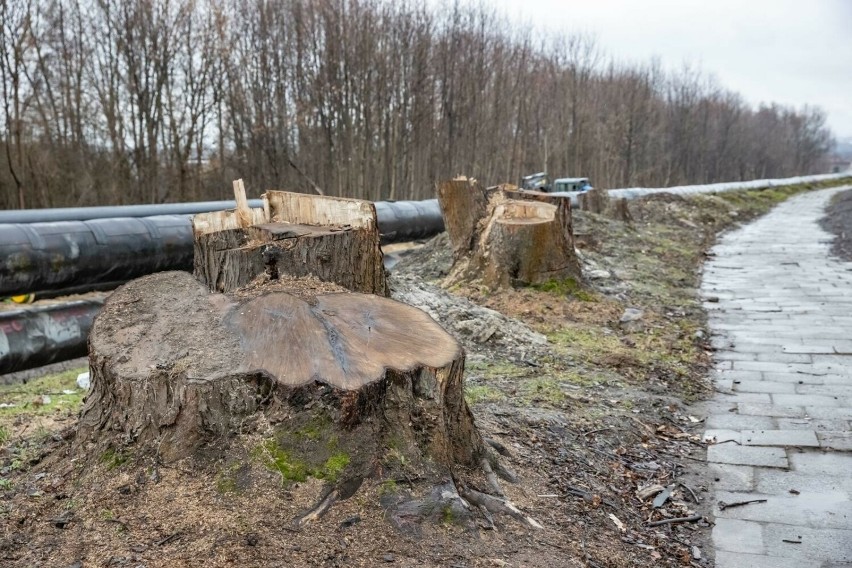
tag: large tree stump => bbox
[76,271,480,468]
[74,189,540,528]
[438,177,581,289]
[192,190,388,296]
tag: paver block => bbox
[725,392,773,404]
[715,551,817,568]
[788,451,852,476]
[772,393,843,407]
[716,350,758,361]
[734,361,811,373]
[705,414,776,430]
[735,381,796,394]
[797,384,852,397]
[776,418,850,431]
[712,518,765,554]
[741,429,819,447]
[714,370,764,382]
[817,432,852,451]
[755,469,852,497]
[755,353,813,363]
[714,490,852,530]
[762,371,824,384]
[707,444,788,468]
[762,523,852,564]
[805,406,852,420]
[709,463,755,492]
[738,403,806,418]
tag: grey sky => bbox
[487,0,852,140]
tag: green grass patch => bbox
[534,277,597,302]
[253,438,350,485]
[464,385,505,405]
[100,448,130,470]
[521,377,567,405]
[0,367,87,420]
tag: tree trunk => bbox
[438,178,581,289]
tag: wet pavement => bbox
[701,186,852,567]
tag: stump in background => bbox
[610,197,633,223]
[577,187,609,214]
[438,177,581,290]
[193,189,387,296]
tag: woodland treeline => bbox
[0,0,835,209]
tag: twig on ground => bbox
[717,499,766,511]
[481,457,504,497]
[647,514,702,527]
[678,481,700,503]
[459,486,543,530]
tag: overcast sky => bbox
[481,0,852,140]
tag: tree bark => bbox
[438,178,581,289]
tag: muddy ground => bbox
[821,187,852,261]
[1,178,850,568]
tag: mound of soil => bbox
[821,188,852,261]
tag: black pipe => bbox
[0,198,445,228]
[0,300,102,374]
[0,200,265,224]
[0,201,445,297]
[0,215,194,297]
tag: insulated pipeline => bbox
[0,216,194,297]
[0,300,103,374]
[0,200,445,297]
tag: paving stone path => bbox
[701,186,852,568]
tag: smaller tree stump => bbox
[192,191,387,296]
[610,197,633,222]
[578,188,609,214]
[438,177,581,289]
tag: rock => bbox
[619,308,644,323]
[692,546,701,560]
[586,269,611,280]
[619,308,645,332]
[76,371,90,390]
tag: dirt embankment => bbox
[821,187,852,261]
[0,180,848,568]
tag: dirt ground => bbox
[1,178,850,568]
[821,187,852,261]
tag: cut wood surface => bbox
[438,178,581,289]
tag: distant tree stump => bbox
[74,189,539,528]
[578,188,609,214]
[438,178,581,289]
[610,197,633,222]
